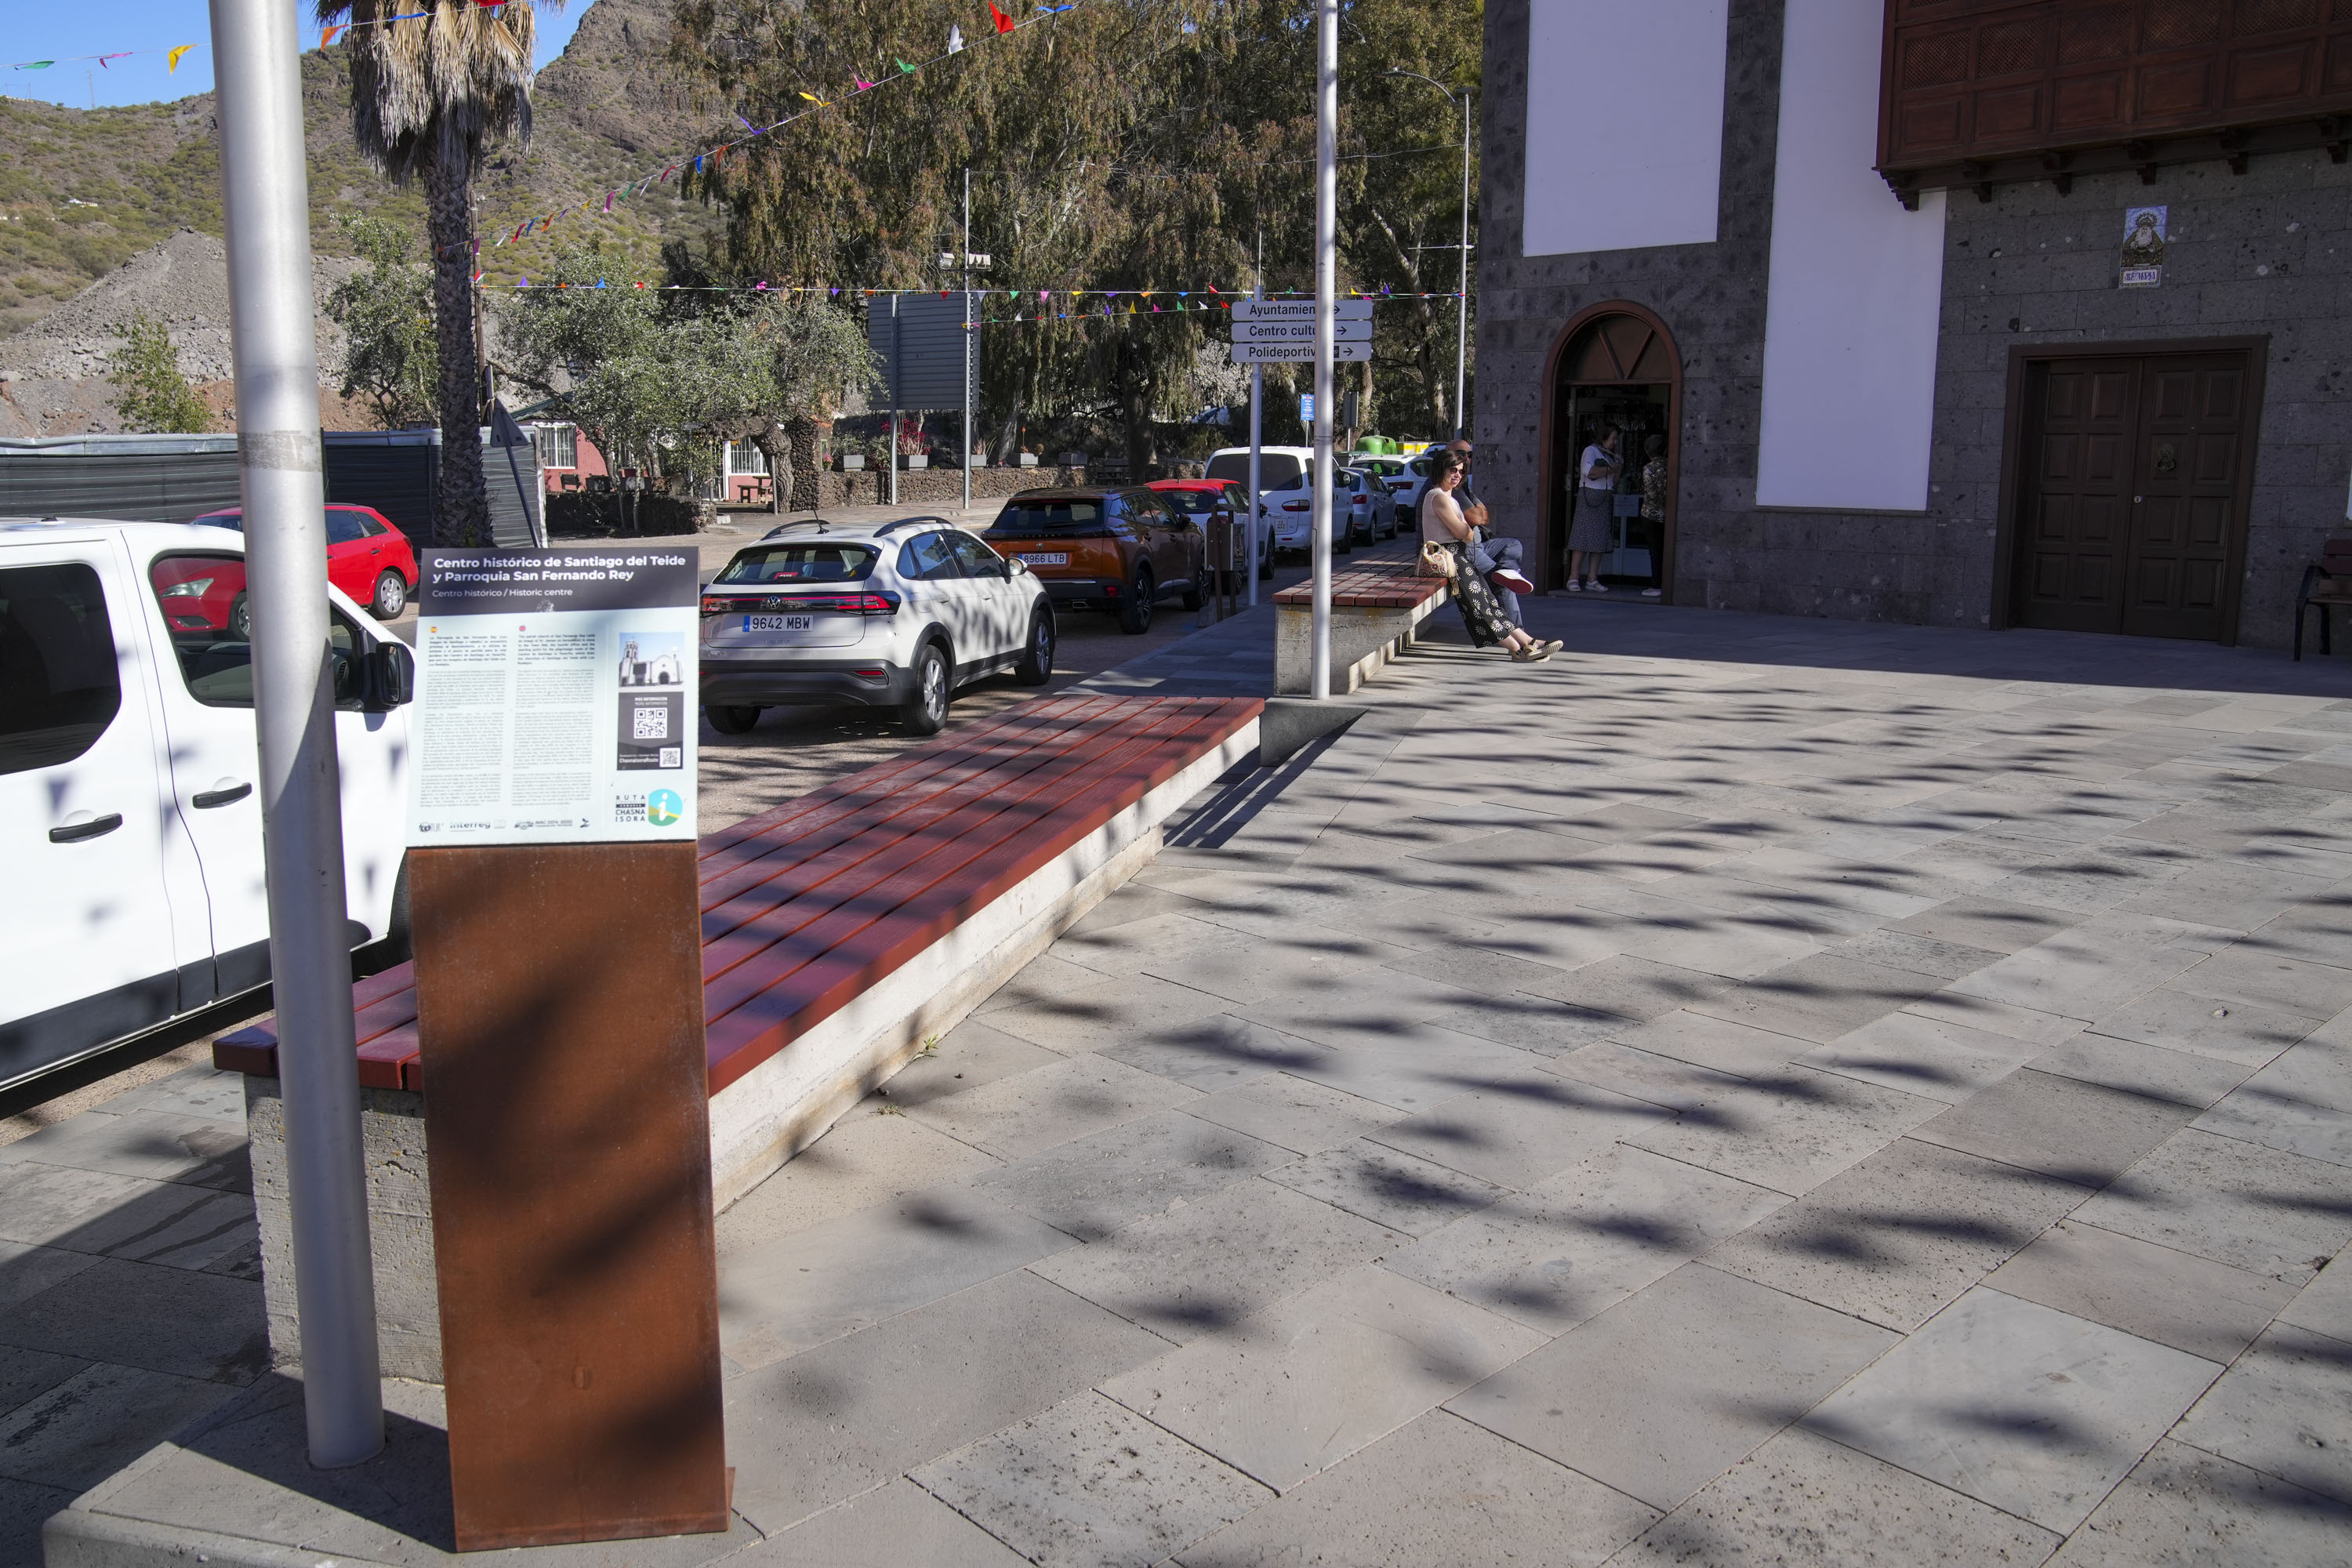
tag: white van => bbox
[1,519,416,1093]
[1203,446,1356,561]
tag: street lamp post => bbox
[1388,70,1472,438]
[209,0,383,1469]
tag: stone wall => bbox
[782,464,1088,512]
[1478,0,2352,648]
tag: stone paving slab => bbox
[25,601,2352,1566]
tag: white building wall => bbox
[1521,0,1730,257]
[1754,0,1947,513]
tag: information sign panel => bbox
[1231,299,1375,321]
[407,547,699,846]
[1230,341,1373,363]
[1234,318,1372,343]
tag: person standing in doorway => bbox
[1636,433,1667,598]
[1444,438,1537,620]
[1566,425,1620,592]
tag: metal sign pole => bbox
[963,168,974,514]
[209,0,383,1469]
[1247,362,1262,610]
[1457,92,1471,439]
[1309,0,1338,699]
[889,294,901,509]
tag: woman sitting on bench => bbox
[1421,449,1561,663]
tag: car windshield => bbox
[988,499,1104,533]
[1356,458,1405,475]
[192,513,245,532]
[713,543,878,583]
[1156,489,1217,514]
[1206,452,1307,489]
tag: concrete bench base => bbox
[240,712,1258,1385]
[1273,572,1449,695]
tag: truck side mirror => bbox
[365,641,416,710]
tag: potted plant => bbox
[1018,449,1040,468]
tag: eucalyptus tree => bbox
[317,0,554,543]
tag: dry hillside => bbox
[0,0,727,434]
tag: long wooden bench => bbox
[1272,559,1449,695]
[219,693,1262,1381]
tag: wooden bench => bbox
[218,693,1262,1381]
[1272,560,1450,695]
[2294,539,2352,660]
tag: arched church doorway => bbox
[1544,307,1682,598]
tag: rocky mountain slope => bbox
[0,0,724,436]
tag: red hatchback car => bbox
[191,503,419,622]
[1146,478,1272,584]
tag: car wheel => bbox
[1334,526,1354,557]
[370,571,408,619]
[902,641,952,734]
[228,592,252,641]
[1014,605,1055,685]
[1119,565,1154,633]
[706,705,761,735]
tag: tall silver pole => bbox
[1247,364,1262,610]
[1456,93,1470,440]
[1308,0,1337,699]
[962,168,973,514]
[888,296,901,508]
[209,0,382,1469]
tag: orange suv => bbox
[981,487,1207,633]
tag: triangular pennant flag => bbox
[168,45,196,72]
[98,52,129,68]
[896,59,915,73]
[855,79,874,91]
[738,114,757,131]
[602,191,612,212]
[518,275,531,287]
[798,92,826,105]
[948,24,964,52]
[321,24,343,46]
[830,287,839,296]
[989,2,1014,33]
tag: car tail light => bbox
[702,591,900,615]
[853,667,885,680]
[699,596,727,616]
[1283,501,1310,512]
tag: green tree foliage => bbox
[500,238,876,510]
[105,313,212,434]
[326,214,440,430]
[666,0,1480,466]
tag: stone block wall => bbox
[1479,0,2352,648]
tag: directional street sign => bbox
[1231,298,1374,322]
[1233,318,1372,344]
[1230,341,1373,363]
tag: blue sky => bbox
[4,0,591,110]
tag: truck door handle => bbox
[193,783,253,808]
[50,815,124,844]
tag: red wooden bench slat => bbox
[696,705,1149,948]
[694,695,1120,868]
[216,695,1262,1103]
[702,700,1256,1089]
[697,701,1218,1014]
[695,701,1129,918]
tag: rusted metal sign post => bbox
[406,550,725,1549]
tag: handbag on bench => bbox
[1417,539,1457,580]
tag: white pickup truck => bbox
[1,518,416,1094]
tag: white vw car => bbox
[699,517,1055,736]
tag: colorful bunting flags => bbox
[167,45,195,72]
[989,2,1014,34]
[948,24,965,53]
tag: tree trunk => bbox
[787,416,822,510]
[425,154,489,547]
[1120,378,1152,482]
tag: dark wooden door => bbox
[2011,350,2252,641]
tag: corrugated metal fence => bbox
[0,430,543,548]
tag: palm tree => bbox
[318,0,553,545]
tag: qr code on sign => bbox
[659,747,682,768]
[633,707,670,741]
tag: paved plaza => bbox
[6,595,2352,1565]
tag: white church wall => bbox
[1521,0,1730,258]
[1754,0,1947,513]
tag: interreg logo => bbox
[647,789,685,828]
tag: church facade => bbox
[1478,0,2352,649]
